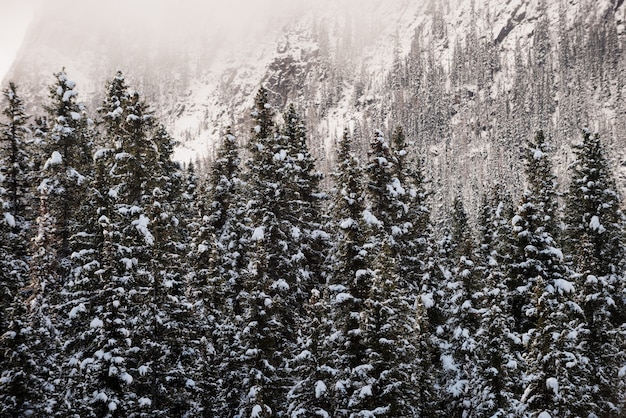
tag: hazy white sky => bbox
[0,0,37,81]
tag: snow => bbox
[138,397,152,407]
[120,372,133,384]
[441,354,458,372]
[554,279,575,294]
[44,151,63,169]
[533,148,543,160]
[363,210,382,227]
[589,215,606,233]
[251,226,265,241]
[274,149,287,161]
[619,365,626,378]
[3,212,15,228]
[132,214,154,246]
[271,279,290,291]
[547,246,563,262]
[387,177,406,197]
[359,385,372,398]
[546,377,559,395]
[62,89,77,102]
[90,317,104,328]
[538,413,552,418]
[421,293,435,309]
[335,292,354,303]
[251,405,271,418]
[340,218,355,229]
[315,380,327,398]
[108,402,117,412]
[69,303,86,319]
[95,392,107,402]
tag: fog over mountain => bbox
[5,0,626,212]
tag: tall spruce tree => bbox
[57,73,201,417]
[235,87,314,416]
[440,196,481,416]
[349,238,421,417]
[193,127,248,416]
[326,128,372,416]
[513,132,592,417]
[0,82,43,416]
[470,189,522,416]
[563,130,625,416]
[508,130,559,335]
[0,81,31,337]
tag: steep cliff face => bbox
[5,0,626,213]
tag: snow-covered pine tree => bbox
[563,130,625,416]
[364,129,394,244]
[139,123,202,416]
[388,126,432,292]
[111,88,199,416]
[57,72,201,417]
[26,71,95,414]
[280,103,328,291]
[0,82,44,417]
[325,128,372,416]
[513,132,593,417]
[281,105,331,417]
[53,71,133,417]
[236,87,315,415]
[0,81,32,339]
[192,126,248,416]
[439,196,481,416]
[0,81,32,254]
[470,188,522,416]
[39,70,94,262]
[349,238,420,417]
[507,130,559,336]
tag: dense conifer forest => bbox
[1,69,625,417]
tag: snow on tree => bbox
[39,70,94,261]
[514,132,593,417]
[508,131,560,336]
[57,72,201,416]
[234,88,318,415]
[438,196,482,416]
[325,128,372,416]
[469,188,522,416]
[563,130,625,416]
[0,81,32,346]
[348,238,421,416]
[192,126,249,416]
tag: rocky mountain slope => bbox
[5,0,626,215]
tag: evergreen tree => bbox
[439,196,481,416]
[349,239,421,417]
[39,70,94,261]
[236,87,314,415]
[563,130,625,416]
[0,81,32,344]
[470,189,522,416]
[508,131,559,336]
[0,84,39,415]
[193,127,248,416]
[57,73,200,417]
[326,128,372,416]
[512,132,592,417]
